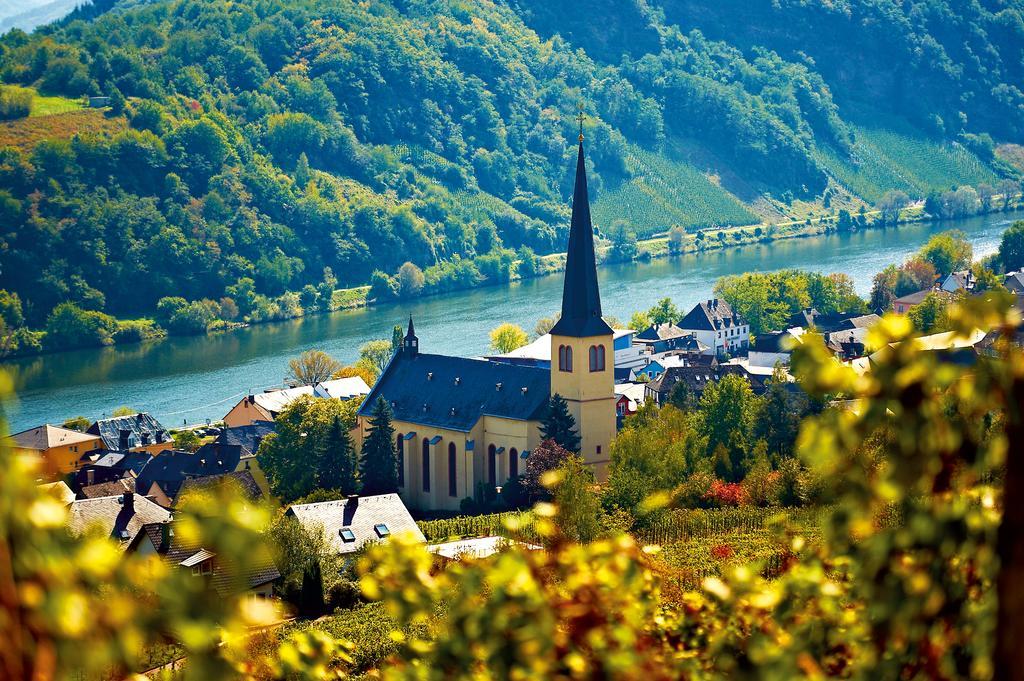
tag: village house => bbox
[5,425,103,479]
[355,137,617,511]
[614,382,646,426]
[71,451,153,493]
[64,492,171,549]
[1003,270,1024,295]
[892,288,954,315]
[87,413,173,457]
[644,364,770,407]
[287,493,424,557]
[940,270,975,293]
[128,520,280,597]
[223,377,370,428]
[677,299,750,357]
[133,446,245,507]
[785,308,881,333]
[633,323,693,354]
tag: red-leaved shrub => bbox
[704,480,749,507]
[710,544,733,560]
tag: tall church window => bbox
[509,448,518,479]
[488,444,497,486]
[422,438,431,492]
[589,344,605,372]
[396,434,404,487]
[448,443,457,497]
[558,345,573,372]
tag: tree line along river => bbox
[4,210,1022,432]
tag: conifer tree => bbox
[360,397,398,494]
[540,394,580,452]
[390,324,403,354]
[294,152,312,188]
[317,415,358,495]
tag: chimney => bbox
[86,468,95,486]
[118,429,131,450]
[160,521,170,548]
[122,492,134,514]
[345,494,359,510]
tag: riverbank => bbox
[4,194,1021,363]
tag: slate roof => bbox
[70,452,153,492]
[785,309,881,333]
[648,364,768,400]
[752,331,796,354]
[135,446,241,503]
[176,470,264,504]
[550,141,612,338]
[359,352,550,432]
[39,481,75,504]
[65,493,171,549]
[217,421,275,458]
[136,521,281,594]
[893,288,952,308]
[678,299,745,332]
[287,493,425,556]
[7,424,100,451]
[80,478,136,499]
[1004,271,1024,294]
[87,413,171,452]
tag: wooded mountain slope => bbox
[0,0,1019,332]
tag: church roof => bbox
[359,352,551,432]
[550,141,612,338]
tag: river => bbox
[4,210,1022,432]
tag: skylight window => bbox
[339,528,356,542]
[374,523,391,538]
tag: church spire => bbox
[402,315,418,356]
[550,135,612,338]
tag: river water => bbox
[5,210,1022,431]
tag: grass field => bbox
[1,85,83,116]
[0,108,125,153]
[816,119,998,202]
[592,143,758,237]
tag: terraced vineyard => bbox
[816,122,997,202]
[592,144,757,237]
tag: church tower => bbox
[549,126,616,479]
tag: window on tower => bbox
[589,344,605,372]
[558,345,573,372]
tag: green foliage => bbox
[697,374,762,482]
[318,415,358,496]
[417,510,537,542]
[715,270,865,334]
[359,397,398,496]
[61,415,91,432]
[0,86,32,120]
[920,230,973,275]
[553,455,601,543]
[287,349,343,386]
[540,394,580,452]
[997,221,1024,273]
[488,322,528,354]
[258,394,363,502]
[43,302,117,350]
[172,429,202,452]
[907,292,955,333]
[359,340,393,375]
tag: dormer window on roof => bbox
[339,528,356,542]
[374,523,390,538]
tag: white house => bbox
[223,376,371,427]
[677,299,750,357]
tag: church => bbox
[354,135,616,512]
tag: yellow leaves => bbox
[27,497,66,529]
[75,538,121,580]
[702,577,731,602]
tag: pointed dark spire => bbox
[403,315,418,356]
[550,140,612,338]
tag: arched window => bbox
[589,345,598,371]
[448,443,457,497]
[422,438,430,492]
[597,344,605,371]
[396,434,404,487]
[488,444,497,486]
[559,345,572,372]
[509,447,518,479]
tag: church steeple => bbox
[550,137,612,338]
[402,315,418,356]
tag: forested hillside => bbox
[0,0,1020,347]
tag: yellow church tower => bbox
[549,122,616,479]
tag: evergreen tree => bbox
[294,152,312,188]
[317,415,358,495]
[360,397,398,494]
[390,324,403,354]
[540,394,580,452]
[299,559,324,618]
[108,86,125,116]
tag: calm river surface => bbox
[5,210,1023,431]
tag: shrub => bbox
[703,480,748,507]
[0,88,32,120]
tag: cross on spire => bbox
[576,103,585,142]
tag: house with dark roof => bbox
[785,308,882,334]
[87,413,172,456]
[1004,271,1024,295]
[134,446,242,507]
[644,364,769,407]
[677,299,750,357]
[286,493,424,556]
[222,377,370,428]
[633,323,695,354]
[70,451,153,493]
[64,492,171,549]
[892,288,955,315]
[79,478,136,499]
[355,136,617,510]
[5,425,102,479]
[129,520,280,597]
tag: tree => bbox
[997,221,1024,273]
[609,221,638,262]
[396,262,425,298]
[317,415,358,495]
[359,340,393,374]
[336,363,378,387]
[876,190,910,225]
[629,311,651,331]
[359,397,398,495]
[390,325,403,354]
[61,416,91,432]
[288,349,342,386]
[299,558,325,618]
[698,374,762,481]
[907,292,952,333]
[44,303,117,350]
[294,151,312,188]
[919,230,972,275]
[108,86,126,116]
[534,313,560,337]
[553,455,601,543]
[998,179,1020,210]
[647,297,680,325]
[540,394,580,452]
[173,429,202,452]
[667,226,686,254]
[521,438,571,503]
[754,366,806,461]
[490,323,528,353]
[111,406,136,417]
[258,395,363,502]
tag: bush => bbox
[0,88,32,120]
[325,579,362,612]
[112,319,165,344]
[703,480,748,507]
[673,472,716,509]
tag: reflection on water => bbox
[5,211,1022,430]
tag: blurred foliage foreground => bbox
[3,294,1024,680]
